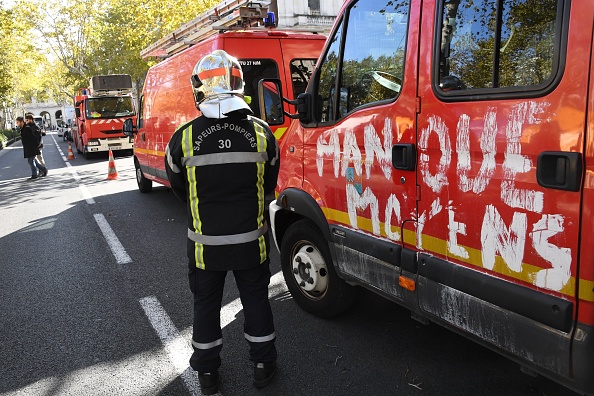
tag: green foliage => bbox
[0,128,19,148]
[94,0,219,96]
[0,0,218,107]
[0,6,17,103]
[447,0,558,89]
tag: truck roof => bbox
[144,28,326,60]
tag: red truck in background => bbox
[72,74,136,157]
[123,2,326,193]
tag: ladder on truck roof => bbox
[141,0,273,60]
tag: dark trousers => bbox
[27,156,47,177]
[189,262,277,373]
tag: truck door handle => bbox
[537,151,582,192]
[392,144,416,171]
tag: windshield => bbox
[86,97,135,119]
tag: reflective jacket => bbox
[165,110,280,271]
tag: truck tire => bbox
[280,219,358,318]
[76,140,82,154]
[135,161,152,193]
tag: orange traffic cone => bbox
[106,150,118,180]
[67,142,75,160]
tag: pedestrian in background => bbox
[165,50,280,395]
[25,114,46,168]
[17,116,47,180]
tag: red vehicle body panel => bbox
[269,0,594,394]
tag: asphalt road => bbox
[0,132,579,396]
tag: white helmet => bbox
[192,50,245,104]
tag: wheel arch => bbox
[274,188,332,250]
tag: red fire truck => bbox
[122,2,326,193]
[72,74,136,157]
[259,0,594,394]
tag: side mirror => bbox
[74,108,81,118]
[122,118,137,136]
[257,79,285,126]
[295,92,314,124]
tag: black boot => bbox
[198,371,219,395]
[253,362,277,388]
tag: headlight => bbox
[87,141,100,146]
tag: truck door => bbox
[149,59,179,179]
[134,94,150,176]
[306,0,420,291]
[416,0,584,376]
[276,37,324,141]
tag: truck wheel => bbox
[76,141,82,154]
[135,161,152,193]
[280,219,358,318]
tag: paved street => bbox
[0,133,578,396]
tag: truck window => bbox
[290,59,317,97]
[317,22,343,123]
[34,117,44,130]
[437,0,562,92]
[138,95,145,129]
[86,97,135,119]
[316,0,410,122]
[239,59,279,118]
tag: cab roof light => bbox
[264,11,276,27]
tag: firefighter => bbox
[165,49,280,395]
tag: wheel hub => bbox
[291,244,328,293]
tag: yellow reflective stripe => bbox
[254,122,267,263]
[321,206,579,299]
[272,126,287,140]
[183,125,205,269]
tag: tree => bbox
[1,0,250,114]
[0,6,15,104]
[18,0,108,96]
[95,0,219,98]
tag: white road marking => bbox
[139,296,203,396]
[140,271,289,394]
[50,135,96,204]
[51,137,130,267]
[93,213,132,264]
[79,184,96,204]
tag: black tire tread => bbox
[136,162,152,193]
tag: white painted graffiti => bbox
[315,101,572,291]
